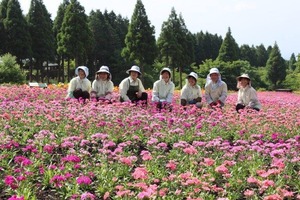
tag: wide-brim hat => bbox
[209,67,220,75]
[75,66,89,77]
[187,72,198,81]
[96,66,110,74]
[237,74,251,81]
[126,65,141,75]
[160,67,172,76]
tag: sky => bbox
[18,0,300,59]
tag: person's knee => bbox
[181,99,187,106]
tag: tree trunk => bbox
[67,58,70,82]
[29,59,33,82]
[179,66,182,89]
[62,56,65,83]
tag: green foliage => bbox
[255,44,269,67]
[57,0,93,66]
[288,53,296,71]
[198,59,266,90]
[282,73,300,91]
[122,0,157,77]
[2,0,32,62]
[27,0,55,63]
[266,42,286,89]
[0,53,26,84]
[217,27,240,62]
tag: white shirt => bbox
[152,79,175,103]
[92,79,114,98]
[237,85,261,109]
[66,77,91,98]
[205,81,227,104]
[181,84,202,101]
[119,77,145,101]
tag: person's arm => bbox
[66,78,76,98]
[205,85,213,104]
[247,88,259,108]
[105,81,114,99]
[87,80,92,93]
[237,89,243,105]
[218,82,228,103]
[138,79,145,92]
[152,81,160,102]
[119,78,130,101]
[165,83,175,103]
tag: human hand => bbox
[136,91,142,98]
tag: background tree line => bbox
[0,0,300,90]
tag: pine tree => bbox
[58,0,92,74]
[0,0,9,54]
[256,44,268,67]
[157,7,194,88]
[2,0,31,63]
[240,44,257,66]
[217,27,239,62]
[27,0,55,82]
[53,0,70,82]
[121,0,157,82]
[266,42,286,89]
[288,53,296,71]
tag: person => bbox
[90,66,114,102]
[66,66,91,100]
[236,73,261,112]
[180,72,203,109]
[205,67,227,108]
[152,67,175,110]
[119,65,148,104]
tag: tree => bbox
[0,0,9,54]
[121,0,157,83]
[288,53,296,71]
[256,44,268,67]
[157,7,194,88]
[58,0,92,80]
[0,53,26,84]
[266,42,286,89]
[240,44,257,66]
[217,27,239,62]
[27,0,55,82]
[53,0,70,82]
[2,0,31,63]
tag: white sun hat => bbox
[126,65,141,75]
[187,72,198,80]
[75,66,89,77]
[237,73,251,81]
[209,68,220,75]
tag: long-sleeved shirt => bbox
[205,81,227,104]
[237,85,261,109]
[66,77,91,98]
[92,79,114,98]
[152,79,175,103]
[119,77,145,101]
[181,84,202,102]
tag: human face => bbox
[161,71,170,82]
[98,72,108,81]
[188,77,196,86]
[78,69,86,79]
[210,73,219,83]
[130,71,139,80]
[239,78,250,88]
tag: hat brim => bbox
[126,69,141,74]
[97,70,110,74]
[187,75,197,81]
[237,76,250,81]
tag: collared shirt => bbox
[181,84,202,102]
[205,81,227,104]
[92,79,114,97]
[119,77,145,101]
[66,77,91,98]
[152,79,175,103]
[237,85,261,109]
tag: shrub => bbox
[0,53,26,84]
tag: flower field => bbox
[0,85,299,200]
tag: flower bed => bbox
[0,85,299,199]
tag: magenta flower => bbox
[8,195,24,200]
[80,192,95,200]
[215,165,229,174]
[50,175,66,188]
[14,156,33,166]
[4,175,18,189]
[76,175,92,185]
[62,155,81,163]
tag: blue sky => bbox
[19,0,300,59]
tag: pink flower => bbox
[14,156,33,166]
[132,167,148,180]
[103,192,110,200]
[4,175,18,189]
[8,195,24,200]
[50,175,66,188]
[215,165,229,174]
[263,194,282,200]
[76,175,92,185]
[140,150,152,161]
[81,192,95,200]
[244,189,255,197]
[62,155,81,163]
[166,160,177,171]
[183,146,198,155]
[203,158,215,166]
